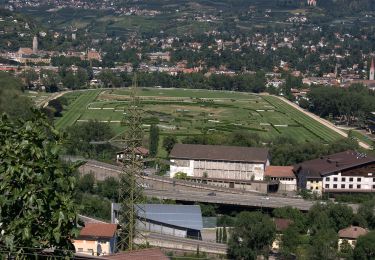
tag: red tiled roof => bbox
[265,166,295,178]
[103,248,168,260]
[274,218,293,232]
[338,226,368,239]
[79,223,117,239]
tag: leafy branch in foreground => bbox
[0,112,79,258]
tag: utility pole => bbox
[117,74,145,251]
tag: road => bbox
[276,96,372,150]
[145,189,359,212]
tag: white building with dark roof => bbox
[169,144,270,181]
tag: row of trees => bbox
[307,84,375,126]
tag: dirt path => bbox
[275,96,372,150]
[39,90,72,108]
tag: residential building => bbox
[111,204,203,239]
[265,166,297,191]
[370,58,374,81]
[338,226,368,249]
[116,146,149,163]
[73,223,117,256]
[294,150,375,194]
[169,144,270,181]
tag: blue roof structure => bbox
[137,204,203,231]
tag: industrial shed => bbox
[111,203,203,239]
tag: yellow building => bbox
[73,223,117,256]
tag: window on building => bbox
[325,184,329,189]
[88,249,94,255]
[310,187,313,190]
[326,177,330,181]
[341,184,345,189]
[333,184,337,188]
[357,184,361,189]
[334,177,338,181]
[358,178,362,182]
[373,185,375,189]
[316,187,319,190]
[373,178,375,182]
[349,178,353,182]
[349,184,353,189]
[342,177,346,182]
[78,248,83,252]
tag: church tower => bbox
[32,36,38,54]
[370,58,375,81]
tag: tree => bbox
[162,136,177,154]
[216,228,219,243]
[309,229,338,260]
[97,177,120,201]
[227,211,276,260]
[223,226,227,243]
[64,120,115,160]
[77,173,95,194]
[149,124,159,157]
[280,224,301,258]
[353,231,375,259]
[273,206,307,233]
[0,72,33,120]
[0,112,79,257]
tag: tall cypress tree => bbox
[149,124,159,157]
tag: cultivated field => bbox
[55,88,343,143]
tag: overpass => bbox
[68,157,359,212]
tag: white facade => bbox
[323,172,375,191]
[269,177,297,191]
[170,159,269,181]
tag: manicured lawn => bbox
[56,89,345,144]
[55,90,101,130]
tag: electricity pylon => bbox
[117,74,145,251]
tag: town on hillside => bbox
[1,0,375,259]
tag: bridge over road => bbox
[68,157,359,212]
[145,189,360,212]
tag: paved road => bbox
[145,189,359,212]
[276,96,372,150]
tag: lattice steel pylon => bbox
[117,74,145,251]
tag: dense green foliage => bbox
[227,211,276,259]
[149,124,159,157]
[0,113,79,257]
[353,231,375,259]
[64,120,116,160]
[308,85,375,126]
[0,72,33,119]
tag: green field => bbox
[54,88,344,143]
